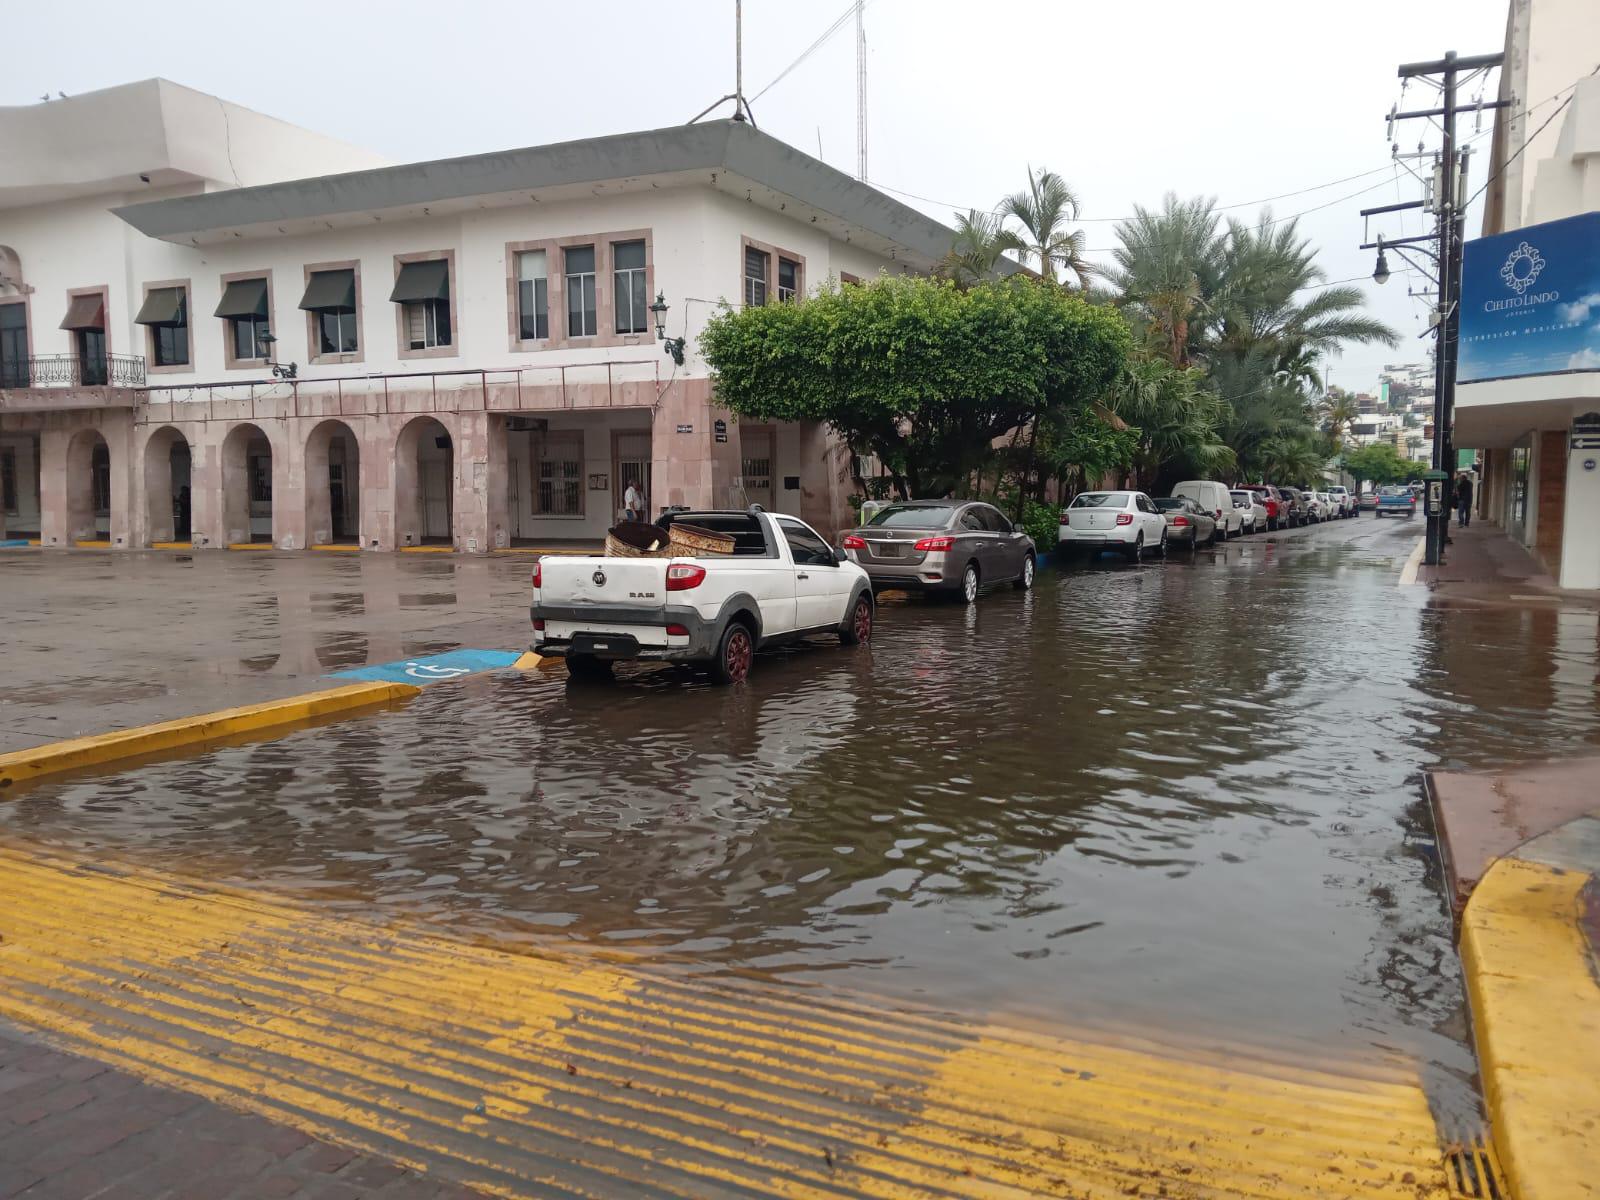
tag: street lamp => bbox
[1372,242,1391,286]
[649,291,686,367]
[258,329,298,380]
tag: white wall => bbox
[1501,0,1600,229]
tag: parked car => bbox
[1153,496,1218,549]
[1374,485,1418,519]
[1171,480,1242,538]
[1060,490,1169,561]
[1278,487,1310,527]
[1359,490,1379,512]
[531,509,873,684]
[1237,484,1287,531]
[842,499,1036,601]
[1300,492,1329,522]
[1326,485,1355,517]
[1230,490,1269,534]
[1315,491,1340,519]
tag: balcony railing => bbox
[0,353,147,390]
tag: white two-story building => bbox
[1,80,957,551]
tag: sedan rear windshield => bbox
[1153,498,1187,511]
[1070,493,1128,508]
[866,504,957,528]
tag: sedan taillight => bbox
[1059,511,1071,524]
[1115,513,1134,526]
[914,535,955,551]
[841,534,866,550]
[1171,516,1189,526]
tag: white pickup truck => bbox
[530,509,875,684]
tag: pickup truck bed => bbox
[530,510,873,683]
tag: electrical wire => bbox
[749,1,865,104]
[1464,61,1600,209]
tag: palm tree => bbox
[936,209,1011,287]
[1106,355,1234,489]
[1108,194,1225,366]
[998,167,1094,288]
[1319,390,1359,453]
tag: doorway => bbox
[740,425,774,511]
[395,416,454,547]
[221,423,274,545]
[613,430,652,524]
[304,419,361,546]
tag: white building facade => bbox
[1,81,953,551]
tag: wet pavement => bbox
[4,518,1600,1136]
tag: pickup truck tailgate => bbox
[538,556,669,609]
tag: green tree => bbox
[1108,193,1226,366]
[998,167,1094,289]
[1105,354,1234,490]
[698,275,1131,499]
[1343,442,1412,488]
[935,209,1011,287]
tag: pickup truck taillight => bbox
[914,536,955,551]
[1115,513,1134,526]
[841,534,866,550]
[665,563,707,591]
[665,623,690,636]
[530,562,541,588]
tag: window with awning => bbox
[59,294,105,331]
[392,259,451,350]
[135,287,186,327]
[389,260,450,304]
[136,286,189,367]
[213,278,268,320]
[301,268,359,356]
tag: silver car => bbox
[842,500,1037,602]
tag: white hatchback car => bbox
[1059,490,1169,561]
[1229,490,1269,534]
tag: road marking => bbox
[1398,536,1425,588]
[329,649,523,686]
[0,843,1465,1199]
[227,542,273,551]
[0,681,416,792]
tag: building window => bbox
[564,246,597,337]
[744,247,769,307]
[91,444,111,516]
[232,315,269,361]
[136,286,189,367]
[0,303,26,388]
[1,446,16,513]
[534,432,584,516]
[613,240,647,334]
[61,293,107,384]
[389,258,452,351]
[516,250,549,340]
[404,300,450,350]
[215,277,269,364]
[300,268,359,356]
[778,257,800,303]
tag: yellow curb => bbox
[311,543,362,552]
[400,545,455,553]
[73,539,111,548]
[0,843,1467,1199]
[0,681,418,793]
[511,651,543,670]
[151,541,193,550]
[227,542,273,551]
[1460,852,1600,1199]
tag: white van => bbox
[1171,481,1241,538]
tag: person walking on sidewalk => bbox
[1455,472,1474,528]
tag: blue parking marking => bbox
[328,649,521,685]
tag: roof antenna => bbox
[687,0,757,127]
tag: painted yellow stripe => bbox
[151,540,193,550]
[1460,854,1600,1200]
[401,545,455,553]
[0,682,417,791]
[311,543,362,552]
[227,541,274,550]
[0,844,1463,1198]
[511,651,543,670]
[73,538,112,548]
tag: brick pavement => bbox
[0,1022,483,1200]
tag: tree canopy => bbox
[1342,442,1413,487]
[698,274,1131,499]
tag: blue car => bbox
[1373,485,1417,519]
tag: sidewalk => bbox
[1415,521,1600,609]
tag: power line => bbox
[749,1,863,104]
[1464,60,1600,209]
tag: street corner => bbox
[327,649,526,686]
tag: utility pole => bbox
[855,0,868,181]
[1362,51,1505,566]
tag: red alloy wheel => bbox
[725,627,752,682]
[852,597,872,643]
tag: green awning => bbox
[134,287,186,326]
[213,277,268,320]
[389,259,449,304]
[59,293,105,331]
[299,268,356,312]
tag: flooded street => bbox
[6,518,1598,1129]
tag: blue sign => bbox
[1460,211,1600,383]
[328,648,521,685]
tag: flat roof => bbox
[113,120,963,266]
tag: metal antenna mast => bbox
[687,0,756,126]
[855,0,868,180]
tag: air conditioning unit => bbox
[505,416,547,433]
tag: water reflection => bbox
[8,523,1600,1127]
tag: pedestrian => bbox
[624,478,643,523]
[1455,472,1473,528]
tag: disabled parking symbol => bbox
[404,661,472,680]
[328,649,522,685]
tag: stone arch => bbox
[394,415,454,547]
[304,419,362,547]
[141,425,192,544]
[220,422,275,545]
[64,427,110,543]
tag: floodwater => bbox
[6,518,1599,1126]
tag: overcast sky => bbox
[9,0,1513,391]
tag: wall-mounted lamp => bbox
[258,329,298,379]
[649,292,686,366]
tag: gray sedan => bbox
[842,500,1036,602]
[1154,496,1218,549]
